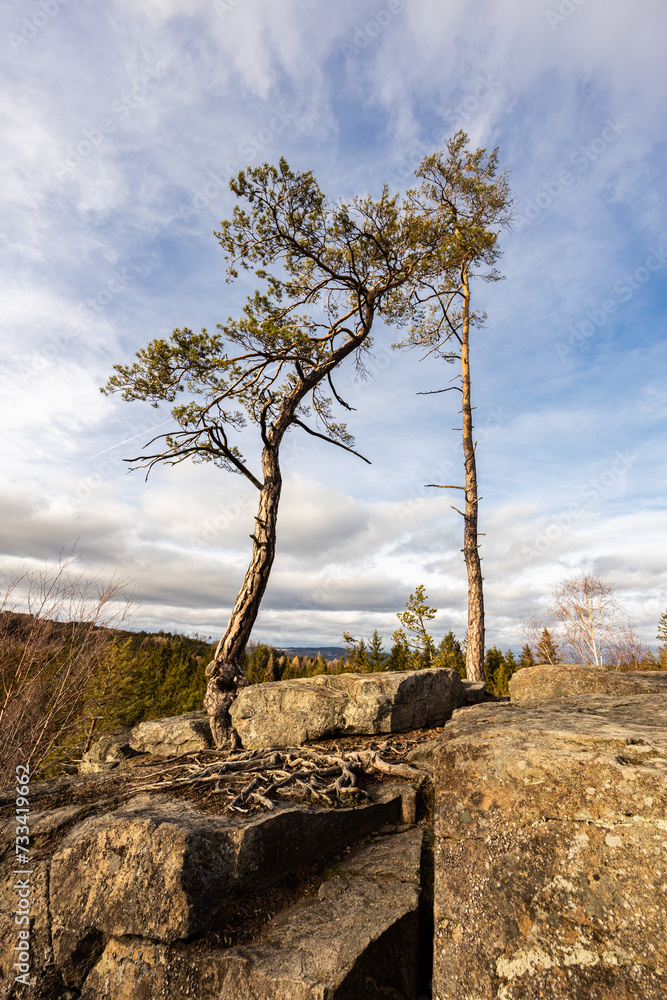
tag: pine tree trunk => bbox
[460,268,485,683]
[204,441,282,747]
[204,298,378,746]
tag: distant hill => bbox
[276,646,346,660]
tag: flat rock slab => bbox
[509,663,667,701]
[432,694,667,1000]
[79,827,423,1000]
[46,783,408,983]
[231,668,466,748]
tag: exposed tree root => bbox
[129,745,428,813]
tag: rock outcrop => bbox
[80,669,473,769]
[49,786,408,963]
[432,693,667,1000]
[129,709,213,755]
[509,663,667,701]
[230,668,467,748]
[0,768,419,999]
[78,827,424,1000]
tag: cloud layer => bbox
[1,0,666,650]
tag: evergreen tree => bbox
[398,133,513,683]
[484,647,520,696]
[104,158,428,747]
[537,628,559,664]
[419,637,437,669]
[393,586,437,666]
[385,636,410,672]
[281,655,301,680]
[342,632,371,672]
[243,643,270,684]
[519,643,536,669]
[357,640,371,672]
[484,645,506,696]
[432,630,466,678]
[503,648,519,691]
[368,630,386,671]
[86,631,213,731]
[310,653,328,676]
[504,649,518,673]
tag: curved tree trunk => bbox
[204,298,378,747]
[460,268,485,682]
[204,441,282,747]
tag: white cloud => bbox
[0,0,665,653]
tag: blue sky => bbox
[1,0,666,651]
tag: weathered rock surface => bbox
[405,738,440,771]
[1,774,414,999]
[78,712,213,773]
[462,679,486,703]
[48,783,407,979]
[433,694,667,1000]
[78,731,145,773]
[231,668,466,748]
[509,662,667,701]
[129,709,213,755]
[79,827,423,1000]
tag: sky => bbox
[1,0,666,652]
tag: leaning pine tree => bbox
[394,132,513,683]
[103,159,424,746]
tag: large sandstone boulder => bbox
[48,784,408,982]
[230,668,466,748]
[432,694,667,1000]
[78,827,424,1000]
[509,663,667,701]
[0,765,416,1000]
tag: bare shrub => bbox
[0,555,135,785]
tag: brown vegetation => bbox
[0,556,134,784]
